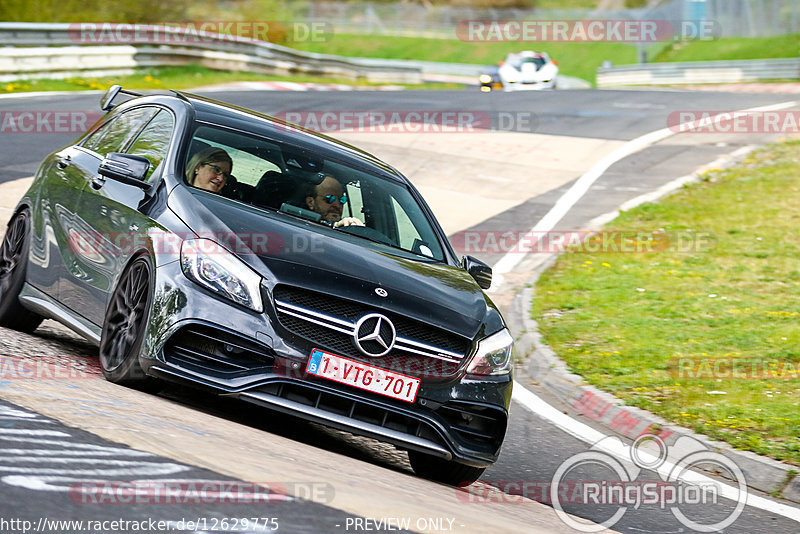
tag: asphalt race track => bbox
[0,87,799,533]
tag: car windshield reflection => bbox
[183,125,444,261]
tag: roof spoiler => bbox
[100,85,142,112]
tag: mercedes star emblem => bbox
[353,313,396,357]
[375,287,388,298]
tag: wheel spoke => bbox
[123,274,135,310]
[10,220,24,251]
[0,237,13,267]
[0,215,25,284]
[125,329,137,348]
[106,312,126,330]
[130,280,148,308]
[130,265,145,300]
[111,335,126,366]
[6,218,24,256]
[0,244,10,266]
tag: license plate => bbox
[306,349,420,403]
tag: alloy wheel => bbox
[101,259,150,372]
[0,213,26,297]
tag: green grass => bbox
[531,141,800,466]
[0,65,460,94]
[2,33,796,92]
[291,33,638,85]
[290,33,800,85]
[654,34,800,62]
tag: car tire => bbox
[0,209,44,333]
[408,450,486,487]
[99,255,154,386]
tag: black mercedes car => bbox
[0,86,513,485]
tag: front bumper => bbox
[503,79,555,91]
[141,260,511,467]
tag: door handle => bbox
[57,155,71,169]
[91,175,106,190]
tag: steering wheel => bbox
[336,224,395,246]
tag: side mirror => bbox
[97,153,151,191]
[462,255,492,290]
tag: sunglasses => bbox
[203,163,231,180]
[321,194,348,205]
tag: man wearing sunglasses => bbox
[305,174,364,228]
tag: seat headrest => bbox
[255,171,298,210]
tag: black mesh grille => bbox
[251,381,503,456]
[164,324,274,375]
[273,285,471,379]
[255,381,448,448]
[438,402,507,449]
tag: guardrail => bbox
[0,22,423,84]
[597,57,800,87]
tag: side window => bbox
[126,110,175,181]
[392,197,422,249]
[83,107,156,158]
[344,181,363,220]
[81,118,115,151]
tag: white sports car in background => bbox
[496,51,558,91]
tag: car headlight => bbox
[180,238,264,313]
[466,328,514,376]
[479,74,493,84]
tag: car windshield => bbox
[183,124,445,261]
[509,56,546,70]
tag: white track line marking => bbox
[586,144,757,229]
[488,100,798,292]
[0,429,69,437]
[512,382,800,521]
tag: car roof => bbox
[178,92,406,183]
[111,90,406,184]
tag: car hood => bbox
[170,188,503,339]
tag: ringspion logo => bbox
[550,435,747,532]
